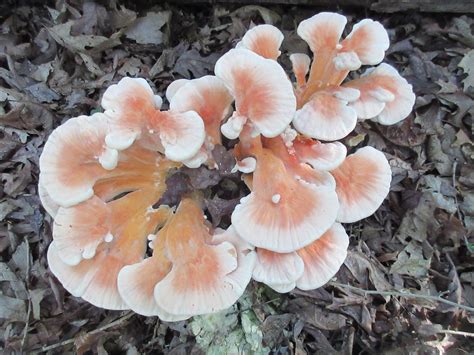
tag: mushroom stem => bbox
[234,124,263,160]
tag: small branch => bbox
[30,312,134,354]
[330,282,474,313]
[438,329,474,338]
[20,239,31,351]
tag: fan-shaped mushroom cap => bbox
[156,110,206,161]
[153,199,250,316]
[102,77,206,161]
[262,136,336,188]
[48,241,129,310]
[331,146,391,223]
[297,12,347,54]
[39,113,116,207]
[232,149,339,253]
[117,254,191,321]
[345,63,415,125]
[292,87,359,141]
[296,223,349,290]
[339,19,389,66]
[53,196,112,266]
[293,137,347,171]
[252,248,304,293]
[48,190,170,310]
[237,24,284,60]
[166,79,189,101]
[290,53,311,87]
[102,77,158,150]
[38,176,59,218]
[211,226,257,292]
[117,228,191,321]
[215,48,296,138]
[170,76,233,145]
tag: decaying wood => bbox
[172,0,474,13]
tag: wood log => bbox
[170,0,474,13]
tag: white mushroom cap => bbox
[252,248,304,293]
[38,175,59,218]
[345,63,415,125]
[48,189,171,311]
[157,110,206,162]
[233,157,257,174]
[53,196,112,266]
[47,241,129,310]
[237,24,284,60]
[340,19,390,66]
[331,146,392,223]
[117,253,191,321]
[211,225,257,295]
[292,88,359,141]
[296,223,349,290]
[165,78,190,101]
[215,48,296,138]
[293,137,347,171]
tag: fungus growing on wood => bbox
[39,11,414,320]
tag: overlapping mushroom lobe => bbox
[215,48,296,138]
[232,149,339,253]
[331,146,392,223]
[102,77,205,161]
[39,113,116,207]
[237,24,284,60]
[153,199,254,316]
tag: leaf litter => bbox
[0,1,472,353]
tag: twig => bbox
[20,239,31,351]
[30,312,134,354]
[330,282,474,313]
[438,329,474,338]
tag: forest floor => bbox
[0,0,473,354]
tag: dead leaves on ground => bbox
[0,1,472,353]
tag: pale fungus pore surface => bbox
[39,11,414,319]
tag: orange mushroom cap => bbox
[169,76,233,168]
[293,136,347,171]
[170,76,233,145]
[252,248,304,293]
[344,63,416,125]
[48,189,170,310]
[331,146,392,223]
[152,199,254,316]
[295,223,349,290]
[39,113,117,207]
[292,87,360,141]
[236,24,284,60]
[231,148,339,253]
[102,77,205,162]
[215,48,296,139]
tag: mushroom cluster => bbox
[39,12,414,320]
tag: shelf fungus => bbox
[39,12,414,317]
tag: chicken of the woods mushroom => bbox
[39,12,414,318]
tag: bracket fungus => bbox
[39,12,414,319]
